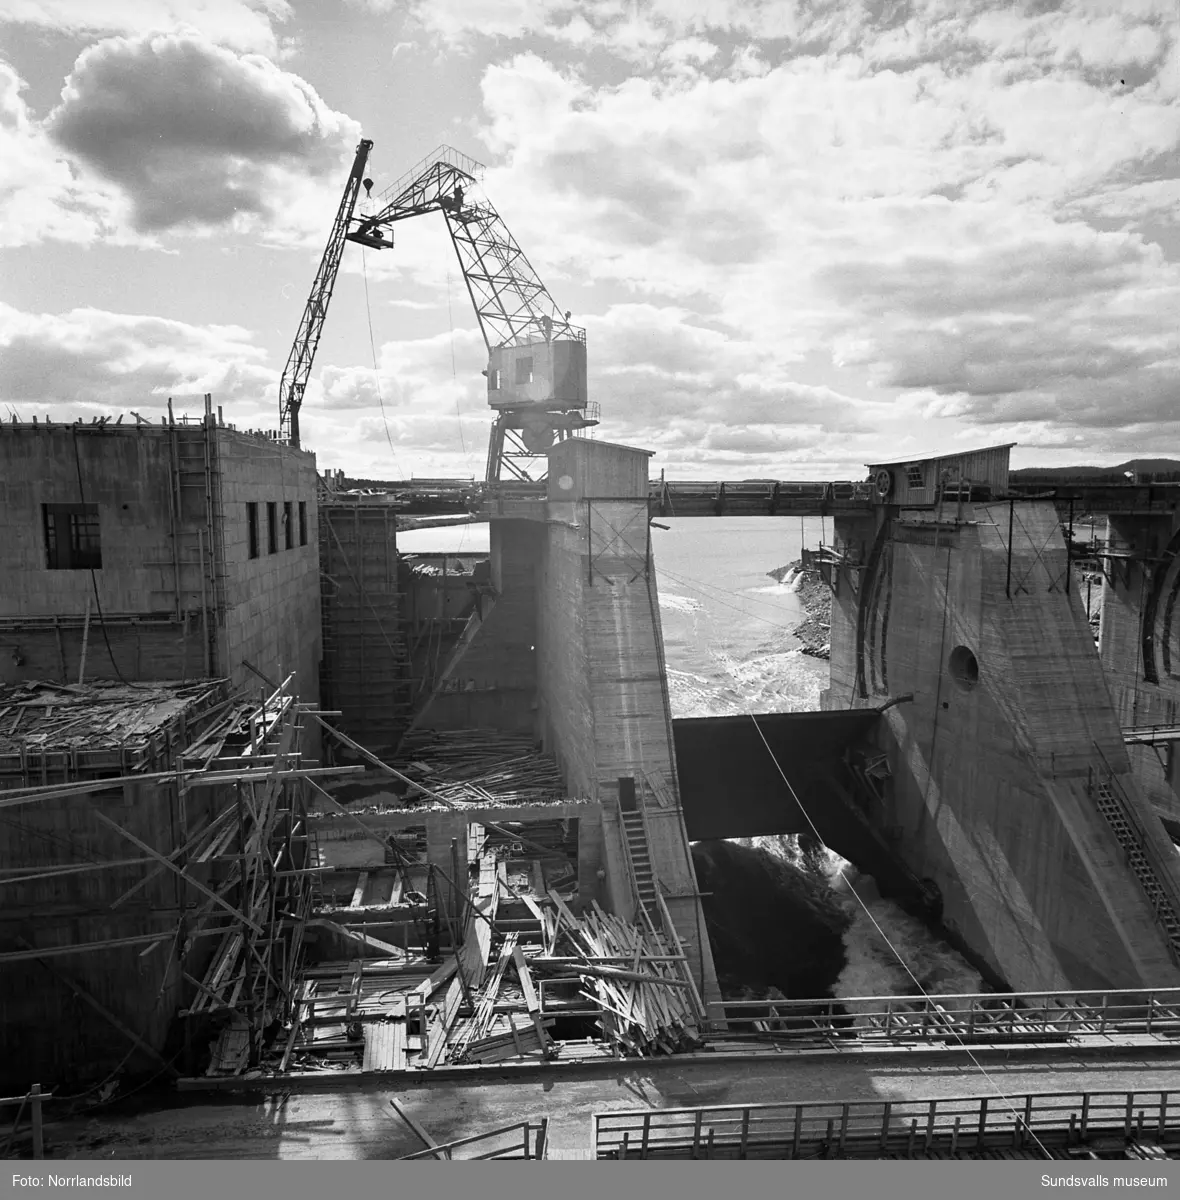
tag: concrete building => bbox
[0,405,321,704]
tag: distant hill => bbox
[1011,459,1180,482]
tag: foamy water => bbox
[659,592,706,615]
[830,866,983,1013]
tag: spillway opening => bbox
[692,835,987,1008]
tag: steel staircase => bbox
[620,807,658,921]
[1091,774,1180,953]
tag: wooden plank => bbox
[512,946,550,1052]
[547,888,580,931]
[388,1097,449,1160]
[90,808,263,935]
[351,871,370,909]
[391,1020,407,1072]
[520,892,547,928]
[424,955,460,993]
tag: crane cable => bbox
[446,268,468,461]
[361,248,406,481]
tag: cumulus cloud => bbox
[453,11,1180,463]
[820,221,1180,429]
[0,302,276,417]
[0,0,288,54]
[403,0,798,62]
[0,61,123,247]
[299,301,878,476]
[45,32,361,237]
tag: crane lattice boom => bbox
[354,146,594,482]
[278,138,374,447]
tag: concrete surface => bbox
[42,1051,1180,1160]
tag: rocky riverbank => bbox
[770,559,832,659]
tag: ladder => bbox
[620,807,658,921]
[307,827,325,911]
[1092,776,1180,951]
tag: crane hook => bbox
[362,178,373,196]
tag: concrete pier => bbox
[823,488,1180,993]
[409,437,721,1006]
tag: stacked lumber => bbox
[397,728,568,806]
[461,1014,554,1063]
[534,895,703,1057]
[0,678,226,784]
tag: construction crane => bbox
[352,146,598,482]
[278,137,389,448]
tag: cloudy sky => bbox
[1,0,1178,480]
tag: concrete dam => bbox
[5,419,1180,1096]
[378,436,1180,1000]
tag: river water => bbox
[398,517,983,999]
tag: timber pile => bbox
[224,839,701,1078]
[537,893,704,1057]
[448,887,703,1063]
[0,678,226,785]
[397,728,568,807]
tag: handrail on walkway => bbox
[0,1084,51,1159]
[710,984,1180,1043]
[399,1118,548,1160]
[594,1089,1180,1160]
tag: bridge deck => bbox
[464,479,1180,520]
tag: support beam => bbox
[22,940,178,1077]
[387,1097,450,1160]
[89,806,264,936]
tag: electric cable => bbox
[657,563,809,630]
[69,429,152,690]
[654,520,1049,1154]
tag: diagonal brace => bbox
[89,806,263,936]
[20,936,179,1076]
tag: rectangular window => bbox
[247,502,259,559]
[283,500,293,550]
[906,464,925,490]
[515,356,533,385]
[43,503,102,570]
[487,368,500,391]
[267,502,277,554]
[298,500,307,547]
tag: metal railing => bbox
[399,1118,548,1160]
[711,985,1180,1044]
[377,145,486,206]
[1,1085,50,1159]
[594,1090,1180,1160]
[1089,754,1180,960]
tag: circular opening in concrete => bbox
[948,644,980,690]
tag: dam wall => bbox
[1099,511,1180,828]
[823,500,1180,993]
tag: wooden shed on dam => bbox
[867,443,1014,505]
